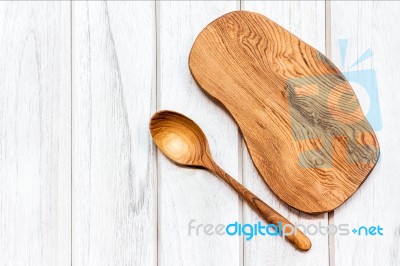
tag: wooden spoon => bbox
[149,110,312,251]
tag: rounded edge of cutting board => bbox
[188,10,380,214]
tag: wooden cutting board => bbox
[189,11,380,214]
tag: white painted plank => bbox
[0,2,71,265]
[158,1,241,265]
[241,1,329,265]
[72,2,156,265]
[330,2,400,265]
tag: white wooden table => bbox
[1,1,399,265]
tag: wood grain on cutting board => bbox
[241,2,329,265]
[190,10,379,214]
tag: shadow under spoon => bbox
[149,110,312,251]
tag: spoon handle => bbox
[204,158,311,251]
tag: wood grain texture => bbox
[0,2,71,265]
[189,10,379,214]
[241,2,329,265]
[150,110,311,251]
[158,1,241,265]
[330,2,400,265]
[72,1,156,265]
[1,1,398,265]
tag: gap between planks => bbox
[325,1,336,266]
[155,1,160,266]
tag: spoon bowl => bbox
[149,110,312,251]
[150,111,210,167]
